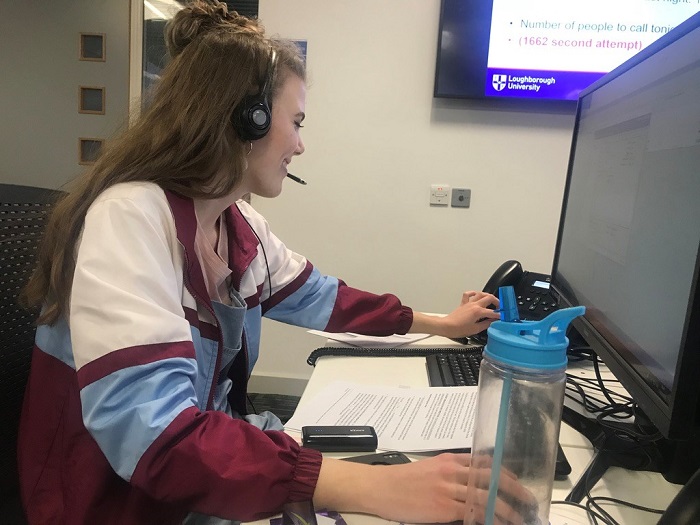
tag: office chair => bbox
[0,184,64,525]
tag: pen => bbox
[287,173,307,185]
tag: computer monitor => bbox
[550,10,700,487]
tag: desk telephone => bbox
[483,260,558,320]
[469,260,560,344]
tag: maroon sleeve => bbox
[324,279,414,335]
[131,406,323,522]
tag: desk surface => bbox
[287,336,682,525]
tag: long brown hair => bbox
[22,0,306,325]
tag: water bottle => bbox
[464,287,585,525]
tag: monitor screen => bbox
[434,0,700,101]
[551,9,700,449]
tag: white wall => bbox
[250,0,576,394]
[0,0,576,395]
[0,0,130,189]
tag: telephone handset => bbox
[483,260,525,296]
[468,260,559,345]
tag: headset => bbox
[233,48,277,141]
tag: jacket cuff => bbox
[288,446,323,502]
[397,306,413,335]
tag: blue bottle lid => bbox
[485,292,585,370]
[498,285,520,322]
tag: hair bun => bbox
[165,0,260,58]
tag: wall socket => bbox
[451,188,471,208]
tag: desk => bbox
[274,336,682,525]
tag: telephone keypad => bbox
[517,286,560,321]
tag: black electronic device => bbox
[342,451,411,466]
[547,9,700,514]
[434,0,699,102]
[233,48,277,141]
[483,260,557,322]
[301,425,378,453]
[463,260,559,345]
[426,351,482,387]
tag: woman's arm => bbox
[409,291,500,338]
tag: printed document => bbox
[307,329,431,348]
[285,381,479,452]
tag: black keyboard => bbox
[426,348,483,387]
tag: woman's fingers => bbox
[467,462,540,525]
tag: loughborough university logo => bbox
[492,74,507,91]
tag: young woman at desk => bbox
[17,2,515,524]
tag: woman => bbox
[18,2,507,524]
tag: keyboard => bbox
[426,348,484,387]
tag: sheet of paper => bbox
[285,381,478,452]
[306,329,431,348]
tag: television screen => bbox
[434,0,700,101]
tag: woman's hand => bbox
[465,455,539,525]
[410,291,500,338]
[313,453,531,524]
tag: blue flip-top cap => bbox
[498,286,520,322]
[485,306,586,370]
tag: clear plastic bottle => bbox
[463,304,585,525]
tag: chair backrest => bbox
[0,184,64,512]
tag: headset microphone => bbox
[286,173,307,185]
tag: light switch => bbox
[430,184,450,206]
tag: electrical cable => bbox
[239,209,273,416]
[565,377,631,415]
[593,357,620,407]
[239,212,273,306]
[588,496,665,516]
[247,394,258,415]
[550,500,617,525]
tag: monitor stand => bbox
[562,404,667,502]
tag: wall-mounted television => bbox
[434,0,699,102]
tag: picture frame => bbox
[78,138,104,165]
[79,33,106,61]
[78,86,105,114]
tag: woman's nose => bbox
[295,136,305,156]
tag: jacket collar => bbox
[164,191,260,297]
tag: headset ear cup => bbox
[234,96,272,140]
[233,47,277,141]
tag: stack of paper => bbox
[285,381,479,452]
[307,330,431,348]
